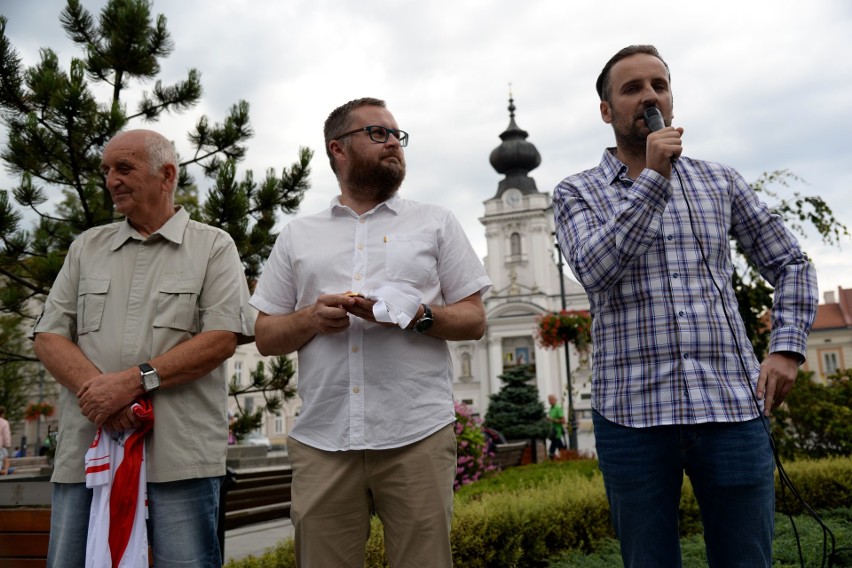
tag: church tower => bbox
[452,96,592,449]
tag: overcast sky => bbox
[2,0,850,302]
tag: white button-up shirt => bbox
[251,195,491,451]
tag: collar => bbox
[329,193,402,218]
[111,206,190,251]
[600,148,629,185]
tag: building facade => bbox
[804,287,852,383]
[451,98,595,452]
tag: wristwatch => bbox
[413,304,434,334]
[139,363,161,393]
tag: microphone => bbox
[643,107,666,132]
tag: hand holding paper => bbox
[364,283,423,329]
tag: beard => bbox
[610,108,650,155]
[346,149,406,203]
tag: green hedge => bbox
[224,456,852,568]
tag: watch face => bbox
[414,305,433,333]
[142,369,160,392]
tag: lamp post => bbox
[554,238,578,451]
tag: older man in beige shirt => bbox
[32,129,254,568]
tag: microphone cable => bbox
[670,161,841,568]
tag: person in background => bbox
[546,394,566,459]
[552,45,818,567]
[0,407,11,474]
[228,410,237,445]
[31,129,254,568]
[252,97,491,567]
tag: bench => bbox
[491,441,528,470]
[0,507,51,568]
[0,474,51,568]
[222,464,293,531]
[6,456,51,477]
[217,464,293,558]
[0,506,156,568]
[0,465,294,566]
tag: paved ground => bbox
[224,517,295,563]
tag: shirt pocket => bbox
[77,278,111,335]
[384,233,438,286]
[153,278,203,332]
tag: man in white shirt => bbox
[252,97,491,567]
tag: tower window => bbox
[510,232,522,256]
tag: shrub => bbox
[772,369,852,460]
[774,456,852,515]
[454,400,497,490]
[223,457,852,568]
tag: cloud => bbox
[2,0,851,299]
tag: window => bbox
[245,396,254,414]
[460,353,472,377]
[502,336,535,370]
[822,350,841,376]
[274,412,284,434]
[233,360,243,386]
[510,232,522,256]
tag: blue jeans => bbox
[592,411,774,568]
[47,476,224,568]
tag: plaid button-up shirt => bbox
[554,149,817,427]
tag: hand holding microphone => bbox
[643,107,683,178]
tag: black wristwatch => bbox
[139,363,161,393]
[413,304,434,334]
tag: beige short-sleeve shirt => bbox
[33,207,255,483]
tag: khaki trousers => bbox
[288,424,457,568]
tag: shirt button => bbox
[667,235,673,241]
[672,273,679,279]
[357,243,364,250]
[678,311,685,317]
[354,273,362,281]
[359,218,366,224]
[683,353,690,359]
[353,386,361,394]
[351,345,359,353]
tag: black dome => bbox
[489,96,541,197]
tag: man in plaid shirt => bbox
[553,45,818,568]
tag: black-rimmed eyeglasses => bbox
[335,125,409,147]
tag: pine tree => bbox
[228,357,298,440]
[484,364,548,440]
[0,313,37,422]
[0,0,309,430]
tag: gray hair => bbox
[142,132,179,192]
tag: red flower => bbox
[24,402,55,422]
[534,310,592,351]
